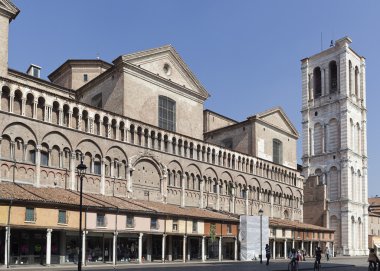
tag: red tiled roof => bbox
[270,217,334,232]
[0,182,237,221]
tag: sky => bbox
[8,0,380,196]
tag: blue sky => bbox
[9,0,380,195]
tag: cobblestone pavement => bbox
[0,256,371,271]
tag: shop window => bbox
[84,74,88,82]
[96,213,106,227]
[126,215,135,228]
[192,220,198,233]
[172,219,178,232]
[151,217,158,230]
[227,224,232,234]
[25,207,35,222]
[58,210,67,224]
[282,229,286,237]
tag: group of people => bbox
[262,244,380,270]
[263,244,329,266]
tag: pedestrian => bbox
[325,247,330,261]
[265,244,271,265]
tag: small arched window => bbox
[329,61,337,93]
[355,66,359,97]
[273,139,283,164]
[313,67,322,98]
[158,96,176,132]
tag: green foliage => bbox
[210,223,216,242]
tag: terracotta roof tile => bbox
[269,217,334,232]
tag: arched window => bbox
[329,61,337,93]
[313,67,322,98]
[355,66,359,97]
[273,139,282,164]
[349,61,352,95]
[314,123,323,154]
[158,96,176,131]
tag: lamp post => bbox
[259,208,264,264]
[77,156,87,271]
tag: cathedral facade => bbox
[0,0,335,267]
[301,37,368,255]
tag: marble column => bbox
[201,236,206,262]
[183,235,187,262]
[138,233,143,263]
[162,234,166,263]
[218,237,222,261]
[46,229,52,266]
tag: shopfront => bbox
[222,238,234,260]
[188,236,201,260]
[206,238,218,260]
[116,234,139,262]
[86,232,113,263]
[64,232,80,264]
[10,229,60,265]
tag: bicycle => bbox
[288,259,299,271]
[313,259,321,271]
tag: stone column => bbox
[231,186,235,214]
[82,231,87,266]
[35,145,41,187]
[270,194,274,218]
[113,231,117,266]
[332,242,334,258]
[183,235,187,262]
[58,109,63,126]
[234,237,238,261]
[100,158,105,195]
[21,98,26,116]
[273,240,276,260]
[200,179,204,209]
[292,239,295,250]
[310,241,313,257]
[77,114,82,131]
[218,237,222,262]
[69,152,76,190]
[201,236,206,262]
[301,241,304,250]
[216,182,220,211]
[4,226,10,267]
[162,234,166,263]
[68,111,72,128]
[284,239,287,258]
[245,189,249,215]
[46,229,52,266]
[181,174,185,207]
[9,94,13,113]
[138,233,143,263]
[33,100,37,119]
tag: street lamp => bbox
[258,208,264,264]
[77,156,87,271]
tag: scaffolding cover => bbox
[239,215,269,261]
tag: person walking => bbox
[265,244,271,266]
[325,247,330,261]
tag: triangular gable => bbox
[120,45,209,100]
[0,0,19,20]
[255,107,299,137]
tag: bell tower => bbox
[0,0,19,76]
[301,37,368,256]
